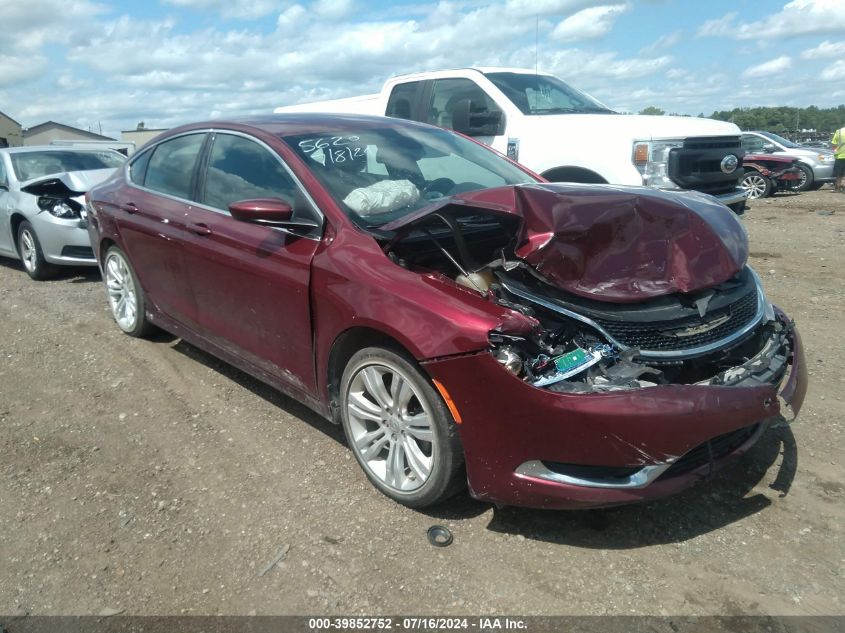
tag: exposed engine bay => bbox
[378,186,792,395]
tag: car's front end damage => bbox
[19,169,114,265]
[378,183,807,509]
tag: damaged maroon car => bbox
[741,153,803,199]
[86,114,807,510]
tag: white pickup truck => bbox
[275,67,748,213]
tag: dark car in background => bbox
[85,114,806,510]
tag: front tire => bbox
[103,246,154,337]
[339,347,465,508]
[741,170,773,199]
[17,221,57,280]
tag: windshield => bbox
[282,124,536,227]
[11,150,125,182]
[484,72,614,115]
[757,131,800,149]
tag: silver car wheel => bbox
[19,229,38,273]
[105,251,138,332]
[742,173,768,199]
[346,361,435,492]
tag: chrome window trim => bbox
[500,275,766,359]
[123,128,324,241]
[514,460,672,489]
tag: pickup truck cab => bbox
[276,67,748,213]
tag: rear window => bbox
[10,150,125,182]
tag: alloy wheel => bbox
[105,252,138,331]
[19,229,37,273]
[742,173,769,199]
[345,362,435,492]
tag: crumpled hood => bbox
[382,183,748,303]
[20,168,115,198]
[510,183,748,302]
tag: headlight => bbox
[632,139,684,189]
[37,197,81,219]
[818,153,834,163]
[749,267,776,323]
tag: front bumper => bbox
[711,187,749,207]
[31,212,97,266]
[810,161,834,183]
[423,316,807,509]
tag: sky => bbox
[1,0,842,139]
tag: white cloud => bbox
[821,59,845,80]
[544,49,672,82]
[277,5,307,32]
[640,31,681,54]
[551,3,631,42]
[0,54,50,86]
[801,40,845,59]
[698,1,845,40]
[161,0,284,19]
[742,56,793,77]
[314,0,355,20]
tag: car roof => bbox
[163,113,442,139]
[0,145,120,154]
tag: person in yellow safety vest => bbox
[833,125,845,193]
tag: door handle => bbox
[188,222,212,236]
[119,202,138,214]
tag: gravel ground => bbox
[0,188,843,617]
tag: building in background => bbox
[0,111,23,147]
[121,122,167,149]
[23,121,116,146]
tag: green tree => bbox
[639,106,665,116]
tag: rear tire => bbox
[103,246,155,337]
[17,221,57,280]
[339,347,465,508]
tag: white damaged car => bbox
[0,146,125,279]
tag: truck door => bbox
[422,78,507,154]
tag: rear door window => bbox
[144,133,206,200]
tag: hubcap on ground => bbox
[105,253,138,331]
[346,363,434,492]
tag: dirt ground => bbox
[0,187,843,617]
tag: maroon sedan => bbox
[86,114,807,509]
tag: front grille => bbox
[682,136,742,150]
[60,245,95,259]
[669,135,743,194]
[591,288,759,353]
[661,424,760,478]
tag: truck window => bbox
[484,71,613,115]
[386,82,419,120]
[426,78,502,132]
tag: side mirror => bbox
[451,98,505,137]
[229,198,319,229]
[762,143,777,153]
